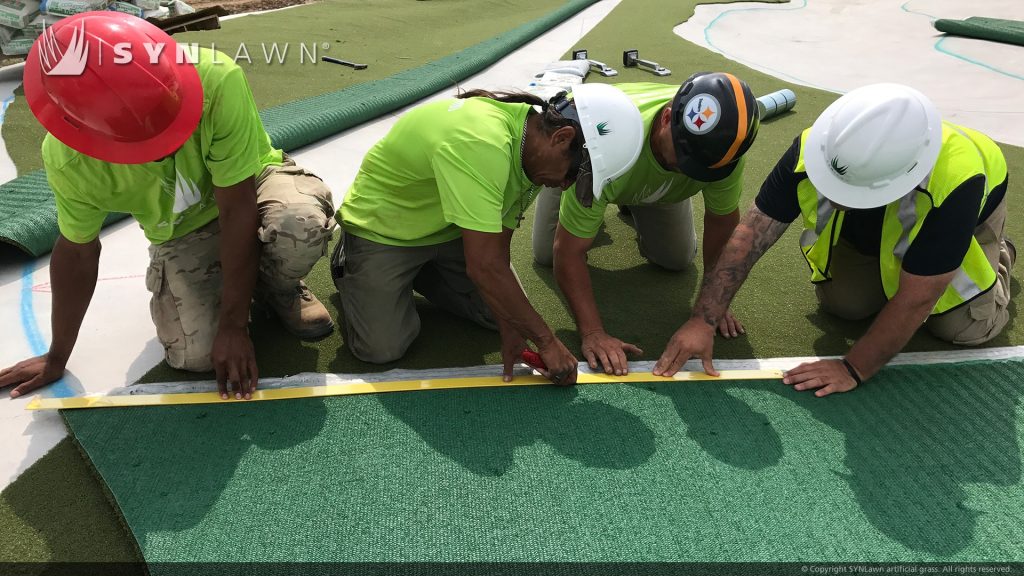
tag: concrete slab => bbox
[675,0,1024,146]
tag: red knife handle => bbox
[520,349,547,371]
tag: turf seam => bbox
[59,412,147,568]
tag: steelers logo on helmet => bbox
[682,93,721,135]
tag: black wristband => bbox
[842,358,863,386]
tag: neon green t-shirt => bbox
[338,97,534,247]
[558,82,744,239]
[44,47,284,245]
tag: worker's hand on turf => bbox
[537,337,578,386]
[581,330,642,376]
[0,355,66,399]
[717,309,745,339]
[499,327,528,382]
[211,326,258,400]
[653,317,718,377]
[783,359,858,397]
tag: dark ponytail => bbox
[456,88,583,150]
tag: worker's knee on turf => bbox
[259,203,334,279]
[927,304,1009,346]
[348,334,415,364]
[818,298,880,321]
[645,244,696,272]
[534,244,554,267]
[815,283,884,321]
[344,312,420,364]
[164,349,213,372]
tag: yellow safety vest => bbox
[795,122,1006,315]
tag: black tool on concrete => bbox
[322,56,368,70]
[571,49,618,77]
[622,49,670,76]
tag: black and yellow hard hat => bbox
[669,72,760,181]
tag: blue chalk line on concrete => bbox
[20,264,74,398]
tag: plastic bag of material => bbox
[0,0,40,29]
[41,0,109,17]
[1,29,34,55]
[108,0,143,17]
[142,4,167,18]
[536,59,590,78]
[168,0,192,15]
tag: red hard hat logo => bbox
[24,12,204,164]
[39,18,89,77]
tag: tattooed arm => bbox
[693,206,791,328]
[653,206,790,376]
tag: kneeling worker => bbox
[1,13,336,400]
[654,83,1013,396]
[532,74,760,376]
[332,84,644,385]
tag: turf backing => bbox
[935,17,1024,47]
[63,359,1024,564]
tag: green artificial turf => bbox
[0,438,143,571]
[64,359,1024,565]
[1,0,565,176]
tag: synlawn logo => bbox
[38,18,333,74]
[39,18,88,77]
[830,157,849,177]
[597,122,611,136]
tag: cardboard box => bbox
[41,0,108,17]
[0,0,40,29]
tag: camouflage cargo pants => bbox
[145,159,335,371]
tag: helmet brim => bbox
[673,139,739,182]
[804,92,942,209]
[25,26,203,165]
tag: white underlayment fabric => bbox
[674,0,1024,147]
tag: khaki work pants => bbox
[816,197,1013,345]
[333,233,497,364]
[531,186,698,271]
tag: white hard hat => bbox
[561,83,643,202]
[805,83,942,209]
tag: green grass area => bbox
[3,0,1024,566]
[2,0,565,176]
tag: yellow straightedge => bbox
[25,369,783,411]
